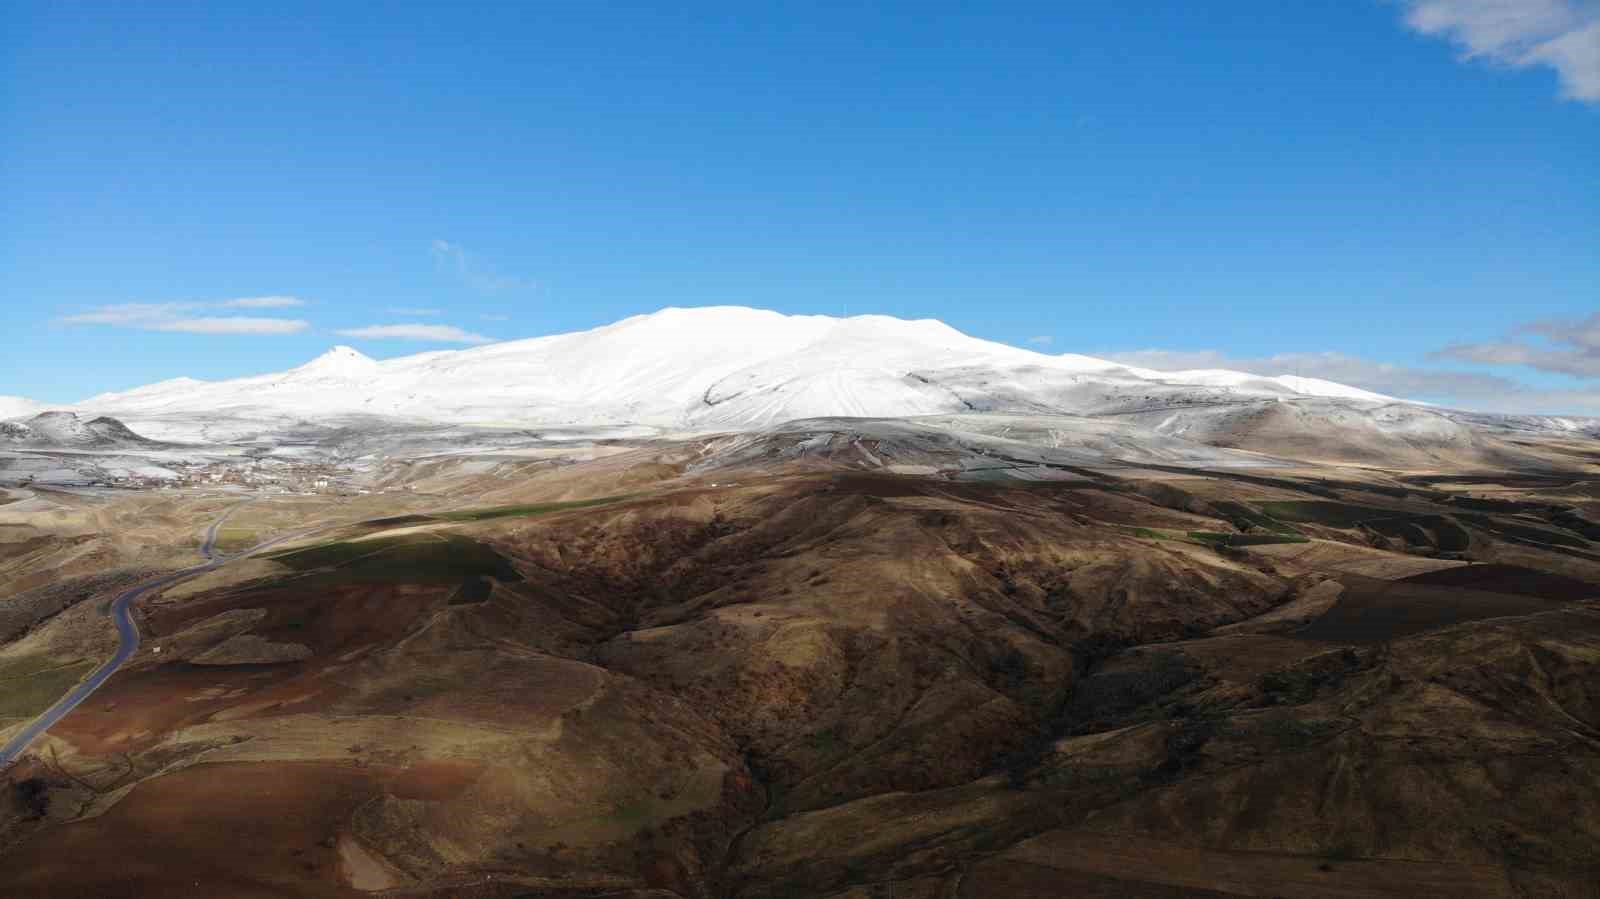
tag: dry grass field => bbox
[3,435,1599,897]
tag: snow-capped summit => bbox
[292,345,378,377]
[76,305,1406,431]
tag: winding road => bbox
[0,500,288,768]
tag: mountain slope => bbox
[0,412,162,448]
[80,306,1400,431]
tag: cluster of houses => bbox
[102,458,374,495]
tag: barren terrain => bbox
[2,418,1599,897]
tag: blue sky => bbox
[3,1,1596,412]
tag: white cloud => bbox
[59,303,192,326]
[1025,335,1054,346]
[385,307,441,316]
[219,295,306,309]
[153,317,308,335]
[1098,346,1600,414]
[1434,311,1600,377]
[430,239,533,293]
[1399,0,1600,102]
[58,301,306,335]
[335,323,495,344]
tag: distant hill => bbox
[0,411,162,448]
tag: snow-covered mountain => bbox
[0,411,161,448]
[78,306,1400,432]
[0,395,46,420]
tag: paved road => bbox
[0,500,282,769]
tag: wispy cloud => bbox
[152,317,308,335]
[385,306,441,316]
[1098,346,1600,414]
[1398,0,1600,103]
[1434,311,1600,377]
[219,295,306,309]
[480,313,511,322]
[430,240,533,293]
[1025,335,1054,346]
[58,300,308,335]
[60,303,190,326]
[335,323,495,344]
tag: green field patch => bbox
[1210,501,1302,535]
[213,526,259,552]
[434,494,633,523]
[1243,504,1471,552]
[265,533,522,586]
[0,660,94,720]
[358,514,438,528]
[1189,532,1310,547]
[1256,501,1400,529]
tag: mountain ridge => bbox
[60,306,1405,430]
[0,411,162,448]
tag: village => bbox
[97,457,383,495]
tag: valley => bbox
[1,401,1597,897]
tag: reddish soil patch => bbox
[1296,575,1564,644]
[149,580,451,658]
[1400,563,1600,601]
[52,661,346,755]
[0,762,383,898]
[388,759,485,801]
